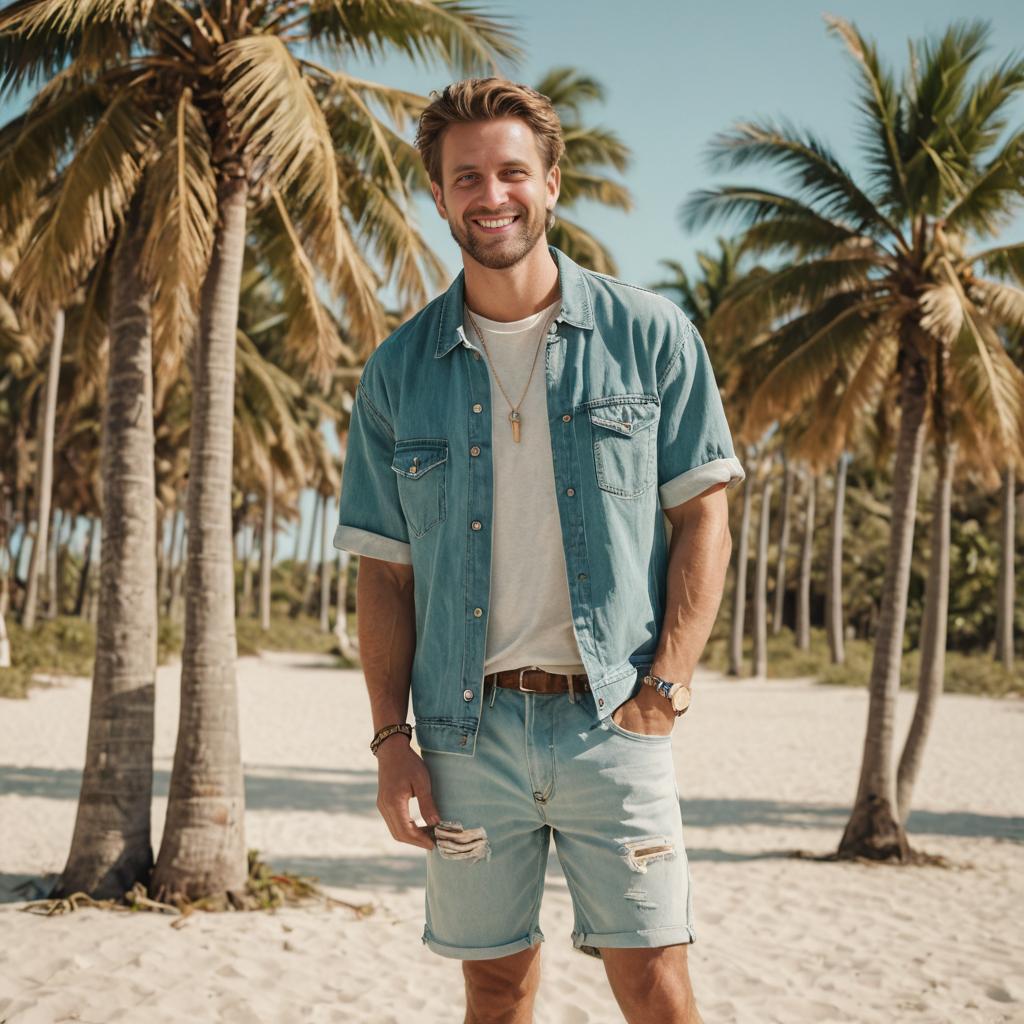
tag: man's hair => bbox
[415,78,565,186]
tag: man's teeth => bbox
[476,216,517,228]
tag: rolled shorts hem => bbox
[421,926,545,961]
[571,923,696,955]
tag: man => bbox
[334,78,745,1024]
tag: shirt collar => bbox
[434,244,595,359]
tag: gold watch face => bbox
[670,686,691,713]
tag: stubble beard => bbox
[448,203,548,270]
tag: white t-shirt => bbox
[463,298,587,678]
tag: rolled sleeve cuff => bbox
[659,456,746,510]
[333,523,412,565]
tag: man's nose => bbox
[479,175,510,209]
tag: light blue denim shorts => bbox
[419,678,696,960]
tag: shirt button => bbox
[472,403,483,413]
[471,520,482,530]
[470,445,481,456]
[463,689,474,701]
[473,352,481,361]
[566,487,575,497]
[473,607,483,617]
[577,573,588,581]
[562,413,571,422]
[598,697,605,707]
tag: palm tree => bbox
[683,17,1024,860]
[1,0,519,901]
[538,68,632,274]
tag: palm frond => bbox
[140,88,217,371]
[547,216,618,275]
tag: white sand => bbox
[1,650,1022,1024]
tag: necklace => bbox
[465,304,560,444]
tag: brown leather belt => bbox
[484,666,592,696]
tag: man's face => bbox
[430,117,560,271]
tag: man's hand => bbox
[611,684,677,737]
[375,736,441,851]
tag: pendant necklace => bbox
[465,305,560,444]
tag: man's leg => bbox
[600,945,703,1024]
[462,944,542,1024]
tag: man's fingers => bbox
[380,797,435,850]
[414,777,441,827]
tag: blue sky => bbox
[3,1,1022,568]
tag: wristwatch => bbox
[641,672,692,716]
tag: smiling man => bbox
[334,78,745,1023]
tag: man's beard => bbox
[448,204,547,270]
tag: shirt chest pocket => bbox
[587,396,659,498]
[391,439,448,538]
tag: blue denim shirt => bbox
[334,246,745,756]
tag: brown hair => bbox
[415,78,564,186]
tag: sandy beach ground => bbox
[1,650,1022,1024]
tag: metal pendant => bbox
[509,409,521,443]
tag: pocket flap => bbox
[391,440,448,479]
[588,399,659,437]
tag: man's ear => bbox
[430,181,448,221]
[546,164,561,213]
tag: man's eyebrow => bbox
[449,159,528,174]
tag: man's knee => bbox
[463,943,541,1024]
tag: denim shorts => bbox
[419,678,696,960]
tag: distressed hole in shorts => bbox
[433,819,491,863]
[624,886,658,911]
[576,944,603,959]
[616,835,675,874]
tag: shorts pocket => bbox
[606,700,674,743]
[588,396,659,498]
[391,439,448,538]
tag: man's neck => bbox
[462,241,560,323]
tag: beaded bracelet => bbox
[370,722,413,755]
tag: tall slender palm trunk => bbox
[75,517,98,618]
[319,492,331,632]
[896,439,956,823]
[55,204,157,898]
[728,447,754,676]
[152,172,250,902]
[796,471,817,651]
[22,308,65,631]
[260,466,274,632]
[772,456,794,635]
[995,465,1016,670]
[752,471,773,678]
[838,345,928,861]
[826,452,849,664]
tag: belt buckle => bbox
[517,666,544,692]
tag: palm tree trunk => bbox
[896,439,956,824]
[772,455,794,636]
[260,467,274,632]
[240,510,254,613]
[796,471,817,651]
[155,508,168,616]
[0,488,12,620]
[838,345,928,861]
[728,447,754,676]
[44,504,60,619]
[54,202,157,899]
[752,470,773,679]
[319,492,331,633]
[75,517,98,618]
[22,308,64,631]
[299,487,322,616]
[163,506,182,616]
[995,465,1015,670]
[826,452,849,665]
[151,171,249,903]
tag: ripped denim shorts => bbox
[419,679,695,960]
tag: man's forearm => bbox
[651,502,732,685]
[356,559,417,730]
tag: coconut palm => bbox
[539,68,632,274]
[1,0,520,901]
[683,16,1024,860]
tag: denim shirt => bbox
[334,246,745,756]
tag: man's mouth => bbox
[471,214,520,234]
